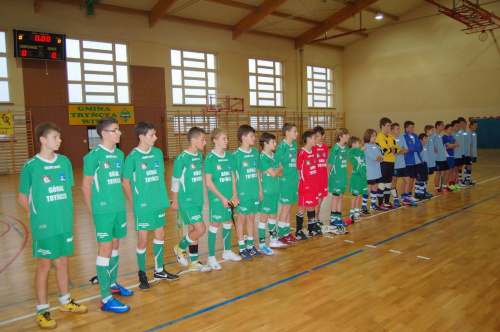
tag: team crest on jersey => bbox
[339,156,343,159]
[323,152,326,157]
[228,163,232,169]
[243,161,248,167]
[254,160,257,166]
[42,175,51,183]
[60,174,66,182]
[154,161,160,168]
[190,163,196,169]
[317,153,320,158]
[116,161,121,168]
[306,160,311,166]
[103,161,110,169]
[288,153,292,158]
[200,162,203,168]
[216,164,222,171]
[141,163,147,170]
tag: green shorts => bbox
[279,185,298,205]
[33,232,74,259]
[260,193,279,215]
[180,205,204,225]
[329,175,348,195]
[349,174,368,196]
[237,199,259,215]
[93,211,127,242]
[135,209,166,231]
[209,198,232,222]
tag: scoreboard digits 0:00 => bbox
[13,29,66,61]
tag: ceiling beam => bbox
[232,0,289,40]
[295,0,380,49]
[363,7,398,21]
[34,0,44,12]
[150,0,178,28]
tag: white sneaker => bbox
[269,239,289,249]
[188,261,211,272]
[222,250,242,261]
[207,256,222,270]
[259,245,275,256]
[410,196,420,202]
[458,182,467,187]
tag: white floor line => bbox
[389,250,402,254]
[365,245,377,248]
[324,235,334,239]
[344,240,354,243]
[417,256,430,260]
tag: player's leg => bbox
[246,210,263,257]
[295,204,308,240]
[221,221,242,261]
[153,226,179,280]
[235,205,252,260]
[187,222,211,272]
[54,256,87,314]
[34,257,57,328]
[207,222,222,270]
[434,170,442,193]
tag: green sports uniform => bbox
[233,147,260,215]
[348,147,368,195]
[259,151,280,214]
[19,154,75,259]
[123,147,170,230]
[275,140,298,204]
[204,150,234,222]
[328,143,348,194]
[172,150,204,224]
[83,145,127,242]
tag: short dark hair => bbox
[404,121,414,129]
[418,133,428,140]
[348,136,361,148]
[282,123,297,137]
[390,123,400,130]
[35,122,61,145]
[435,121,444,128]
[97,117,118,138]
[302,130,314,143]
[259,132,276,148]
[470,120,477,126]
[379,117,392,128]
[135,121,156,140]
[457,117,466,123]
[363,129,377,143]
[444,124,452,130]
[237,124,255,142]
[451,120,459,127]
[312,126,325,135]
[424,125,434,133]
[187,126,205,142]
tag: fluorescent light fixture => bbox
[375,13,384,20]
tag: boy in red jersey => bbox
[312,126,327,234]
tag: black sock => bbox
[296,213,304,231]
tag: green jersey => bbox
[348,147,367,179]
[172,150,204,209]
[123,147,170,217]
[275,140,298,187]
[204,150,235,202]
[233,147,260,201]
[19,154,74,240]
[83,145,126,215]
[327,143,348,181]
[259,151,280,195]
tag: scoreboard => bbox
[13,29,66,61]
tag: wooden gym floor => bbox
[0,149,499,331]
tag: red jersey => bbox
[313,143,328,185]
[297,147,318,193]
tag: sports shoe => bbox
[308,228,320,237]
[378,204,389,211]
[313,222,323,235]
[59,298,88,313]
[383,203,393,209]
[259,245,275,256]
[441,188,451,193]
[450,185,461,191]
[370,205,383,211]
[339,219,349,227]
[295,230,309,241]
[410,196,420,202]
[239,248,253,261]
[154,269,179,281]
[110,283,134,296]
[353,215,363,223]
[344,218,353,225]
[423,192,434,199]
[403,199,418,206]
[269,239,289,249]
[458,181,467,187]
[285,234,300,243]
[36,310,56,329]
[222,250,242,261]
[278,236,293,245]
[435,188,443,194]
[174,244,188,267]
[138,270,150,291]
[188,261,212,272]
[361,208,371,215]
[248,246,264,257]
[393,201,402,207]
[207,256,222,270]
[100,297,130,313]
[468,180,476,185]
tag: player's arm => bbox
[81,175,94,214]
[376,135,390,156]
[264,165,282,177]
[205,173,230,207]
[122,178,133,204]
[170,178,180,211]
[17,193,30,217]
[257,169,263,201]
[230,171,240,206]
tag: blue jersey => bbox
[404,132,423,165]
[421,144,429,163]
[442,134,456,158]
[453,131,463,157]
[426,135,436,168]
[432,132,446,161]
[364,143,382,181]
[394,134,407,170]
[471,130,477,157]
[462,129,472,156]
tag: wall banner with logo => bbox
[69,105,135,125]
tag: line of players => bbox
[17,115,478,328]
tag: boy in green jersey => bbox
[233,125,263,261]
[172,127,211,272]
[327,128,350,234]
[18,123,87,329]
[258,132,288,252]
[82,117,133,314]
[204,128,242,270]
[347,137,368,223]
[275,123,300,245]
[122,121,179,291]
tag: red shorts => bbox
[317,185,328,198]
[298,191,318,207]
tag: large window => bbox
[66,39,130,104]
[0,31,10,103]
[171,49,217,105]
[307,65,334,108]
[249,59,283,107]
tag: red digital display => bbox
[13,29,66,61]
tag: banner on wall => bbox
[0,113,14,135]
[68,105,135,125]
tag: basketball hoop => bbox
[478,30,488,42]
[206,94,244,112]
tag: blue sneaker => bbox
[339,219,349,227]
[100,297,130,313]
[393,201,402,207]
[110,283,134,296]
[239,248,253,261]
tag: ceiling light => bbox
[375,13,384,20]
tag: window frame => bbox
[249,58,284,108]
[0,30,11,103]
[306,65,334,109]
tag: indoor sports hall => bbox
[0,0,499,330]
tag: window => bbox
[173,116,217,134]
[307,66,334,108]
[249,59,283,107]
[0,31,10,103]
[66,39,130,104]
[171,50,217,105]
[250,115,284,131]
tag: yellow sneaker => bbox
[36,310,56,329]
[59,299,88,313]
